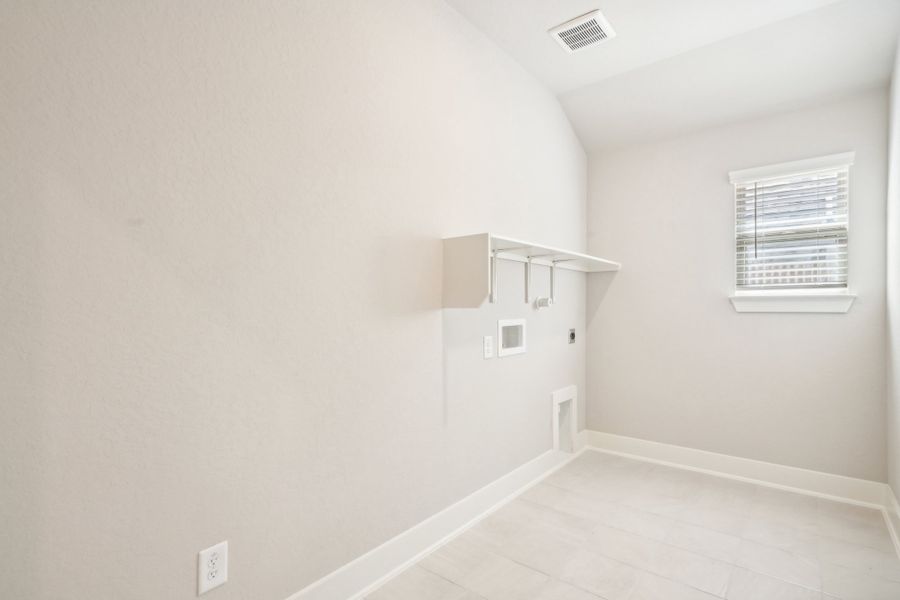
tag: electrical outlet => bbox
[483,335,494,359]
[198,541,228,595]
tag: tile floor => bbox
[366,450,900,600]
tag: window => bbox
[728,152,856,313]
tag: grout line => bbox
[721,565,737,599]
[418,566,490,600]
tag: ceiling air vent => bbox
[549,10,616,54]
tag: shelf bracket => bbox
[550,261,556,303]
[551,259,576,303]
[525,258,532,303]
[489,250,498,303]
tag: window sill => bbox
[729,293,856,313]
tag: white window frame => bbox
[728,152,856,314]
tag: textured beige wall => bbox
[586,89,889,481]
[0,1,587,598]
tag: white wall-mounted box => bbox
[497,319,526,357]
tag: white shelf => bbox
[442,233,620,308]
[490,235,620,272]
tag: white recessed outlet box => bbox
[483,335,494,359]
[198,541,228,595]
[498,319,526,357]
[549,10,616,54]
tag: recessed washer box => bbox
[498,319,526,357]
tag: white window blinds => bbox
[731,156,851,292]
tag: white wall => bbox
[0,2,587,599]
[586,88,889,481]
[887,40,900,511]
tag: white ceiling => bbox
[445,0,900,150]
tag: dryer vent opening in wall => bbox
[553,386,578,453]
[498,319,526,357]
[549,10,616,54]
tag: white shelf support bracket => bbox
[551,259,575,303]
[489,250,498,304]
[525,257,533,303]
[550,261,556,303]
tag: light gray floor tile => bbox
[666,502,748,537]
[815,512,895,552]
[559,549,641,600]
[366,566,483,600]
[754,487,820,513]
[542,469,596,495]
[419,535,495,584]
[816,536,900,582]
[454,552,549,600]
[515,499,597,540]
[692,478,760,515]
[749,490,819,535]
[821,563,900,600]
[494,519,584,577]
[522,482,670,542]
[563,451,621,477]
[725,567,819,600]
[665,519,742,562]
[374,451,899,600]
[816,498,885,528]
[549,477,635,504]
[741,519,819,560]
[585,524,663,572]
[464,507,525,551]
[634,465,711,499]
[466,498,593,552]
[519,482,581,511]
[530,578,606,600]
[654,542,733,596]
[629,570,723,600]
[598,502,674,541]
[618,487,689,517]
[735,539,821,590]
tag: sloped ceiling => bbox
[445,0,900,150]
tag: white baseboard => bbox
[886,485,900,559]
[585,431,886,508]
[288,449,579,600]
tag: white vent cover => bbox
[549,10,616,54]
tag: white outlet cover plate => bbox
[198,541,228,595]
